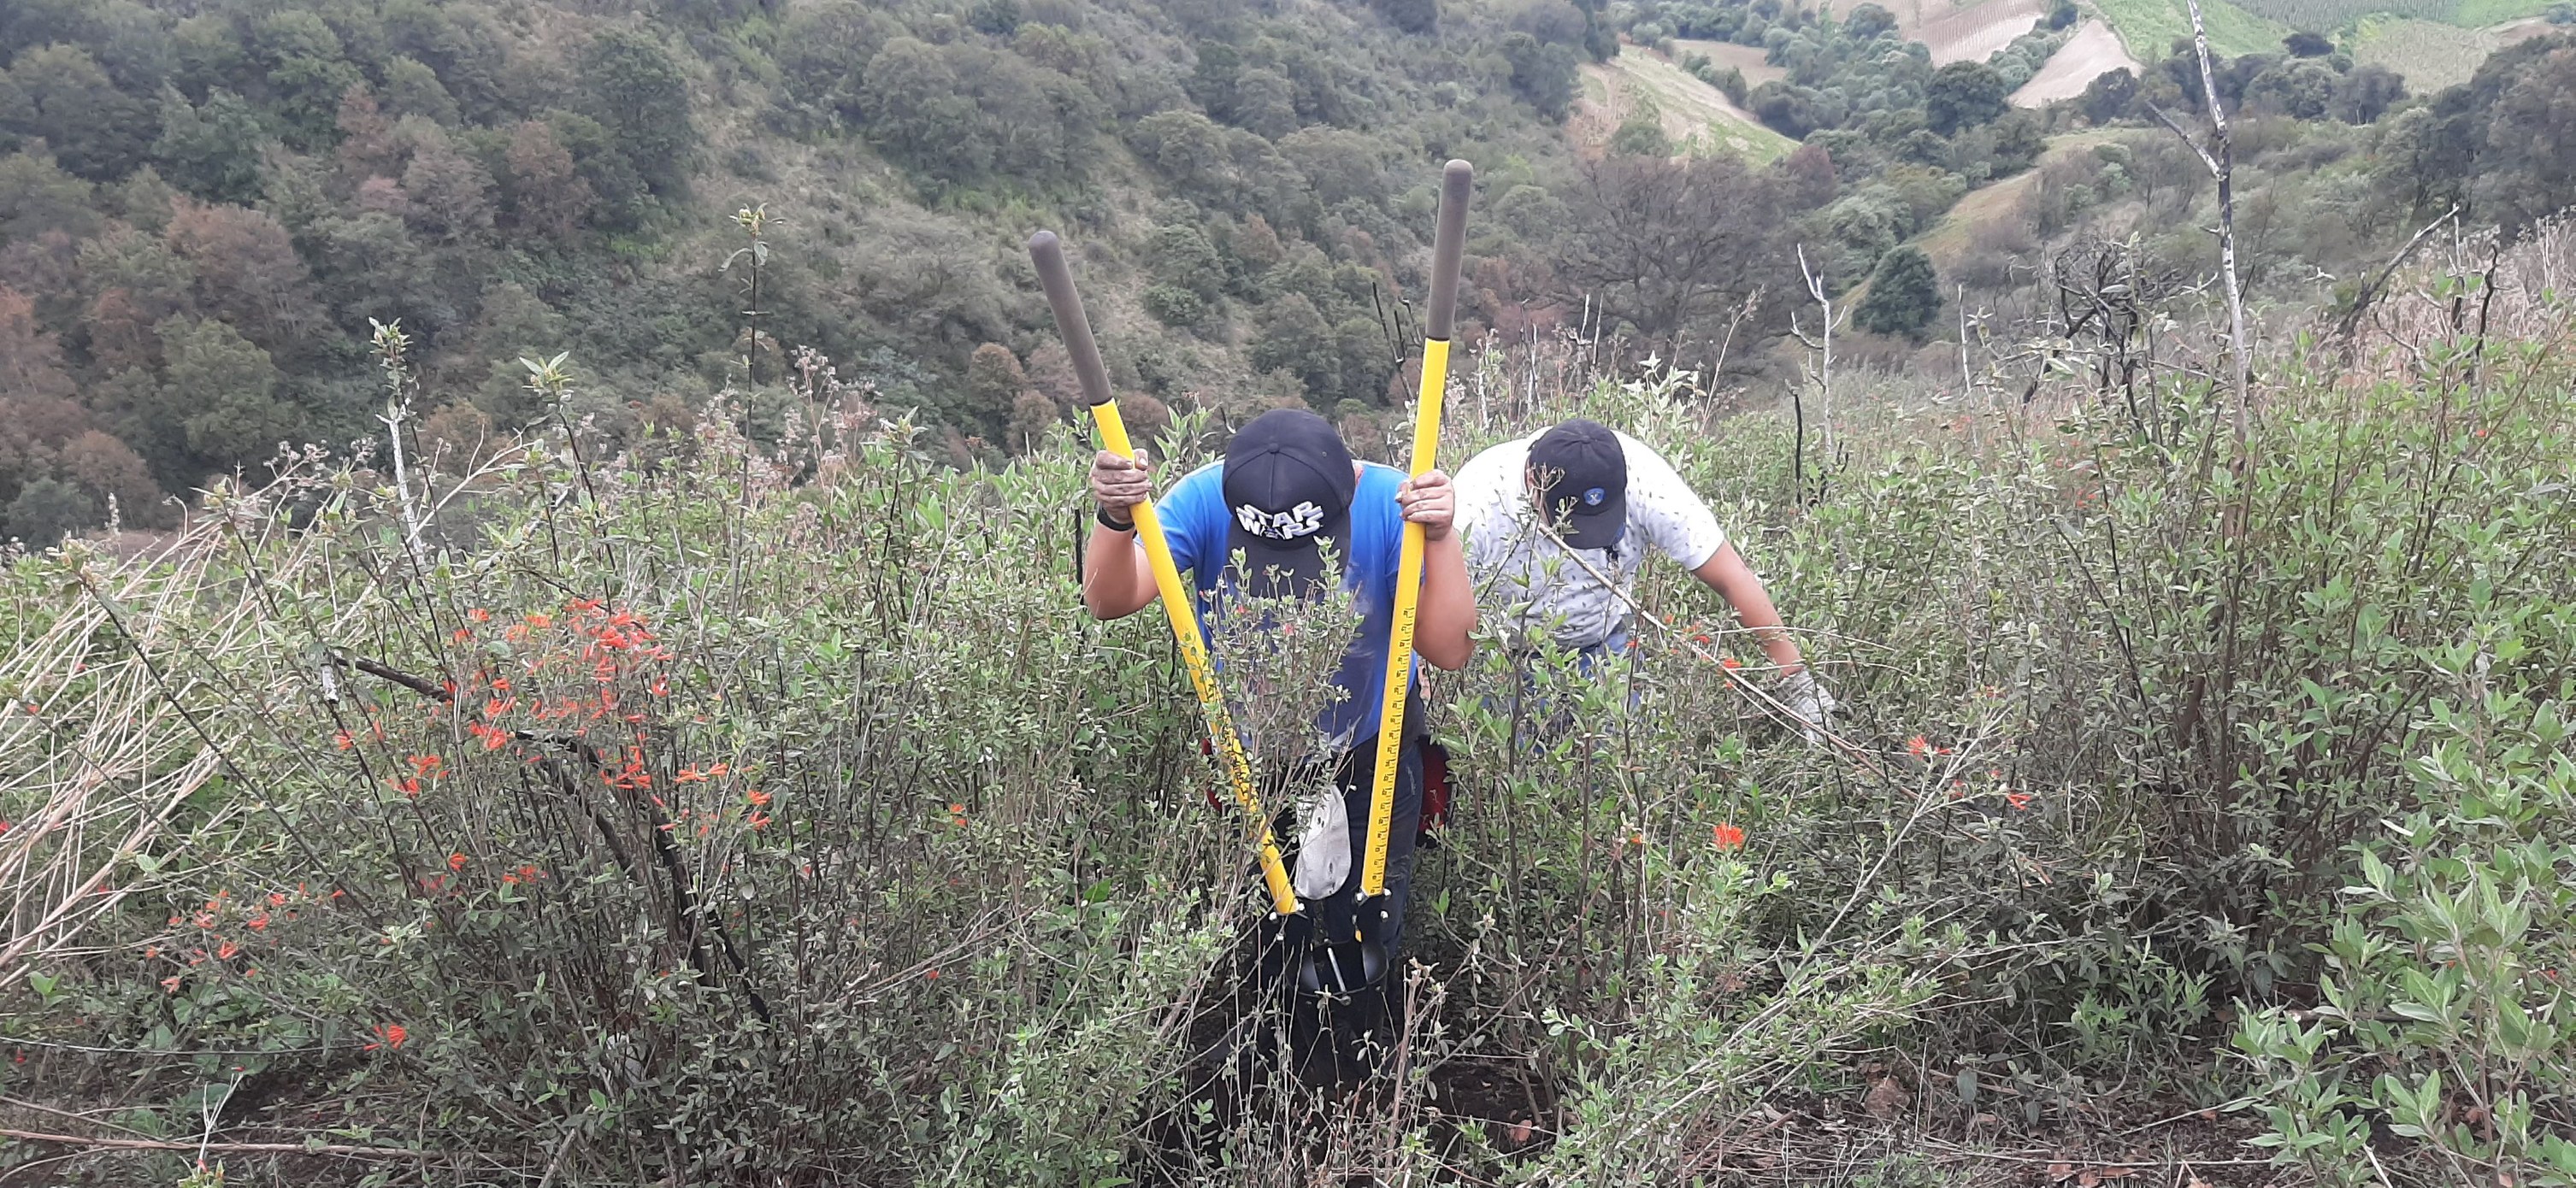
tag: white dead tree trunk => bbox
[2149,0,2252,444]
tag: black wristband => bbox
[1095,505,1135,532]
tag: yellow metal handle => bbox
[1089,403,1300,917]
[1359,161,1472,905]
[1360,339,1450,900]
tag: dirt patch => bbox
[2013,19,2142,107]
[1826,0,2048,62]
[1671,38,1789,87]
[1917,0,2050,63]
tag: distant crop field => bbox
[2229,0,2551,28]
[2349,13,2544,87]
[2090,0,2290,57]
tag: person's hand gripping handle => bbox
[1360,160,1472,905]
[1029,231,1300,918]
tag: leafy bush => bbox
[5,306,2573,1181]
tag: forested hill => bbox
[0,0,1630,547]
[3,0,2573,549]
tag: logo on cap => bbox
[1583,486,1607,506]
[1235,501,1326,541]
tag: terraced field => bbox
[1816,0,2058,61]
[2351,12,2559,88]
[1670,38,1789,86]
[2013,18,2144,103]
[2089,0,2290,57]
[1573,48,1801,163]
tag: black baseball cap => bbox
[1222,409,1355,599]
[1525,420,1628,550]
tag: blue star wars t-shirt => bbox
[1152,459,1418,750]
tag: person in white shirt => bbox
[1453,419,1836,738]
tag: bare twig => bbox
[0,1127,494,1162]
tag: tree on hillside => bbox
[2477,44,2576,236]
[1854,244,1938,338]
[2331,63,2406,123]
[1503,32,1579,119]
[2283,32,2334,58]
[4,45,155,181]
[2082,68,2138,125]
[1553,154,1798,356]
[578,24,695,199]
[1925,61,2008,136]
[1377,0,1440,34]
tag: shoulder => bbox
[1454,436,1533,509]
[1355,461,1405,499]
[1159,460,1229,528]
[1458,436,1532,483]
[1616,432,1695,493]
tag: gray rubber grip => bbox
[1028,231,1115,409]
[1425,160,1472,342]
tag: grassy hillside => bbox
[2090,0,2290,57]
[5,282,2574,1181]
[1576,47,1800,162]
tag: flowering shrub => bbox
[0,327,2570,1182]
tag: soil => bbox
[2013,20,2144,108]
[1821,0,2051,63]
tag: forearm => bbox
[1413,534,1477,670]
[1081,526,1156,619]
[1693,544,1804,674]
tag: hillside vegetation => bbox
[8,0,2576,1182]
[4,231,2574,1182]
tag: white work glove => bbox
[1291,785,1351,900]
[1777,669,1837,744]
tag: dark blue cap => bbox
[1222,409,1355,598]
[1525,419,1627,550]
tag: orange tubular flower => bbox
[1712,822,1746,850]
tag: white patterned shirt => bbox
[1454,430,1728,648]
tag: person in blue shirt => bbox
[1082,409,1475,1011]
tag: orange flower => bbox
[392,777,421,798]
[447,852,467,872]
[408,755,445,777]
[334,730,355,750]
[526,612,552,630]
[468,608,491,622]
[1719,656,1742,669]
[374,1022,406,1050]
[748,813,771,831]
[2006,791,2033,811]
[1712,821,1746,850]
[216,940,239,960]
[924,967,940,980]
[245,914,268,932]
[675,767,707,784]
[1906,735,1930,758]
[268,892,287,908]
[746,790,771,807]
[161,976,181,994]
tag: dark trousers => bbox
[1302,732,1424,963]
[1260,732,1423,1076]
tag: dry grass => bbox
[1572,49,1799,163]
[2013,19,2143,105]
[1671,38,1789,86]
